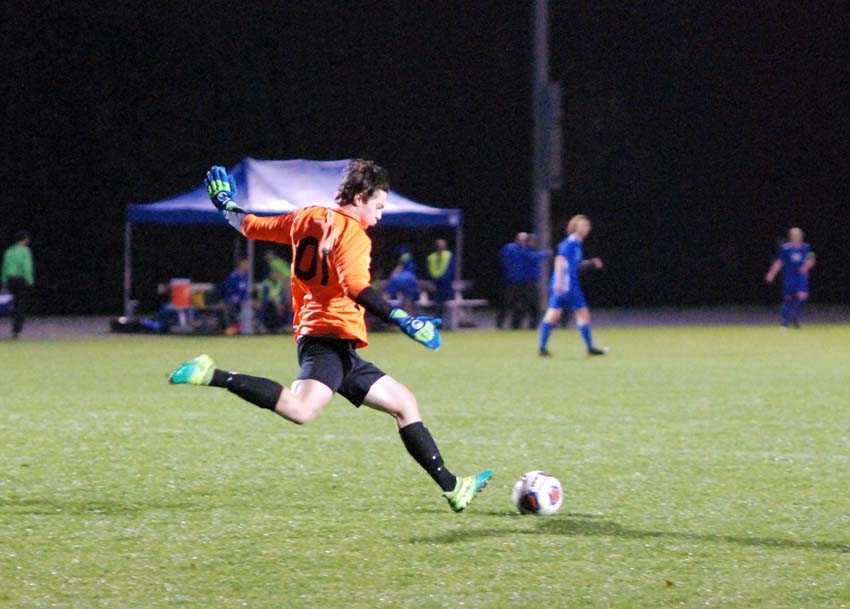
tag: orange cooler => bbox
[170,278,192,309]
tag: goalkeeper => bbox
[168,160,491,512]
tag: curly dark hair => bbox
[335,159,389,206]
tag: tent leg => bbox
[451,219,463,331]
[241,238,255,335]
[123,222,133,317]
[454,220,462,287]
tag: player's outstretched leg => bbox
[169,354,283,412]
[363,375,492,512]
[168,354,332,424]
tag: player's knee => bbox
[393,389,420,425]
[288,408,309,425]
[399,394,419,420]
[278,394,320,425]
[289,404,320,425]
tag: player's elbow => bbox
[346,281,371,301]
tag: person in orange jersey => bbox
[168,160,491,512]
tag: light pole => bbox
[532,0,553,307]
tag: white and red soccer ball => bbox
[511,470,563,516]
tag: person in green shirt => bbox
[427,238,454,318]
[264,250,291,280]
[2,230,34,339]
[259,271,290,332]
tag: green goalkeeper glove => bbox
[390,308,442,350]
[205,165,245,214]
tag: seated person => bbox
[264,249,291,280]
[384,263,420,314]
[140,301,179,334]
[259,270,290,333]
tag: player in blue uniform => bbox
[765,227,815,328]
[538,215,607,356]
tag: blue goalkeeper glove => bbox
[205,166,245,213]
[390,308,442,350]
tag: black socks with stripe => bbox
[399,422,457,492]
[210,369,283,411]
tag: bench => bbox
[414,280,489,330]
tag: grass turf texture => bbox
[2,326,849,609]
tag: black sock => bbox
[399,422,457,492]
[210,369,282,411]
[210,369,231,388]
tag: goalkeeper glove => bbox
[205,165,245,214]
[390,308,442,350]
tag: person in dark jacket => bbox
[497,232,546,329]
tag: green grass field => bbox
[2,325,849,608]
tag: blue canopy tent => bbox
[124,158,463,331]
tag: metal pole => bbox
[123,221,132,317]
[234,235,242,266]
[533,0,552,309]
[454,213,463,289]
[241,237,255,335]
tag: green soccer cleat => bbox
[443,469,493,512]
[168,354,216,386]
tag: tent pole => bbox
[241,238,255,335]
[454,215,462,289]
[123,221,132,317]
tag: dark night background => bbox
[6,1,848,315]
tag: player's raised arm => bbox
[204,165,293,243]
[240,214,294,244]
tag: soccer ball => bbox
[511,471,563,516]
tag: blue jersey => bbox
[550,235,583,292]
[777,242,812,288]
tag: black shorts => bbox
[296,336,386,406]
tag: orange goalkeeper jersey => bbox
[241,206,373,347]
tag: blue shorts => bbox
[548,286,587,311]
[783,279,809,295]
